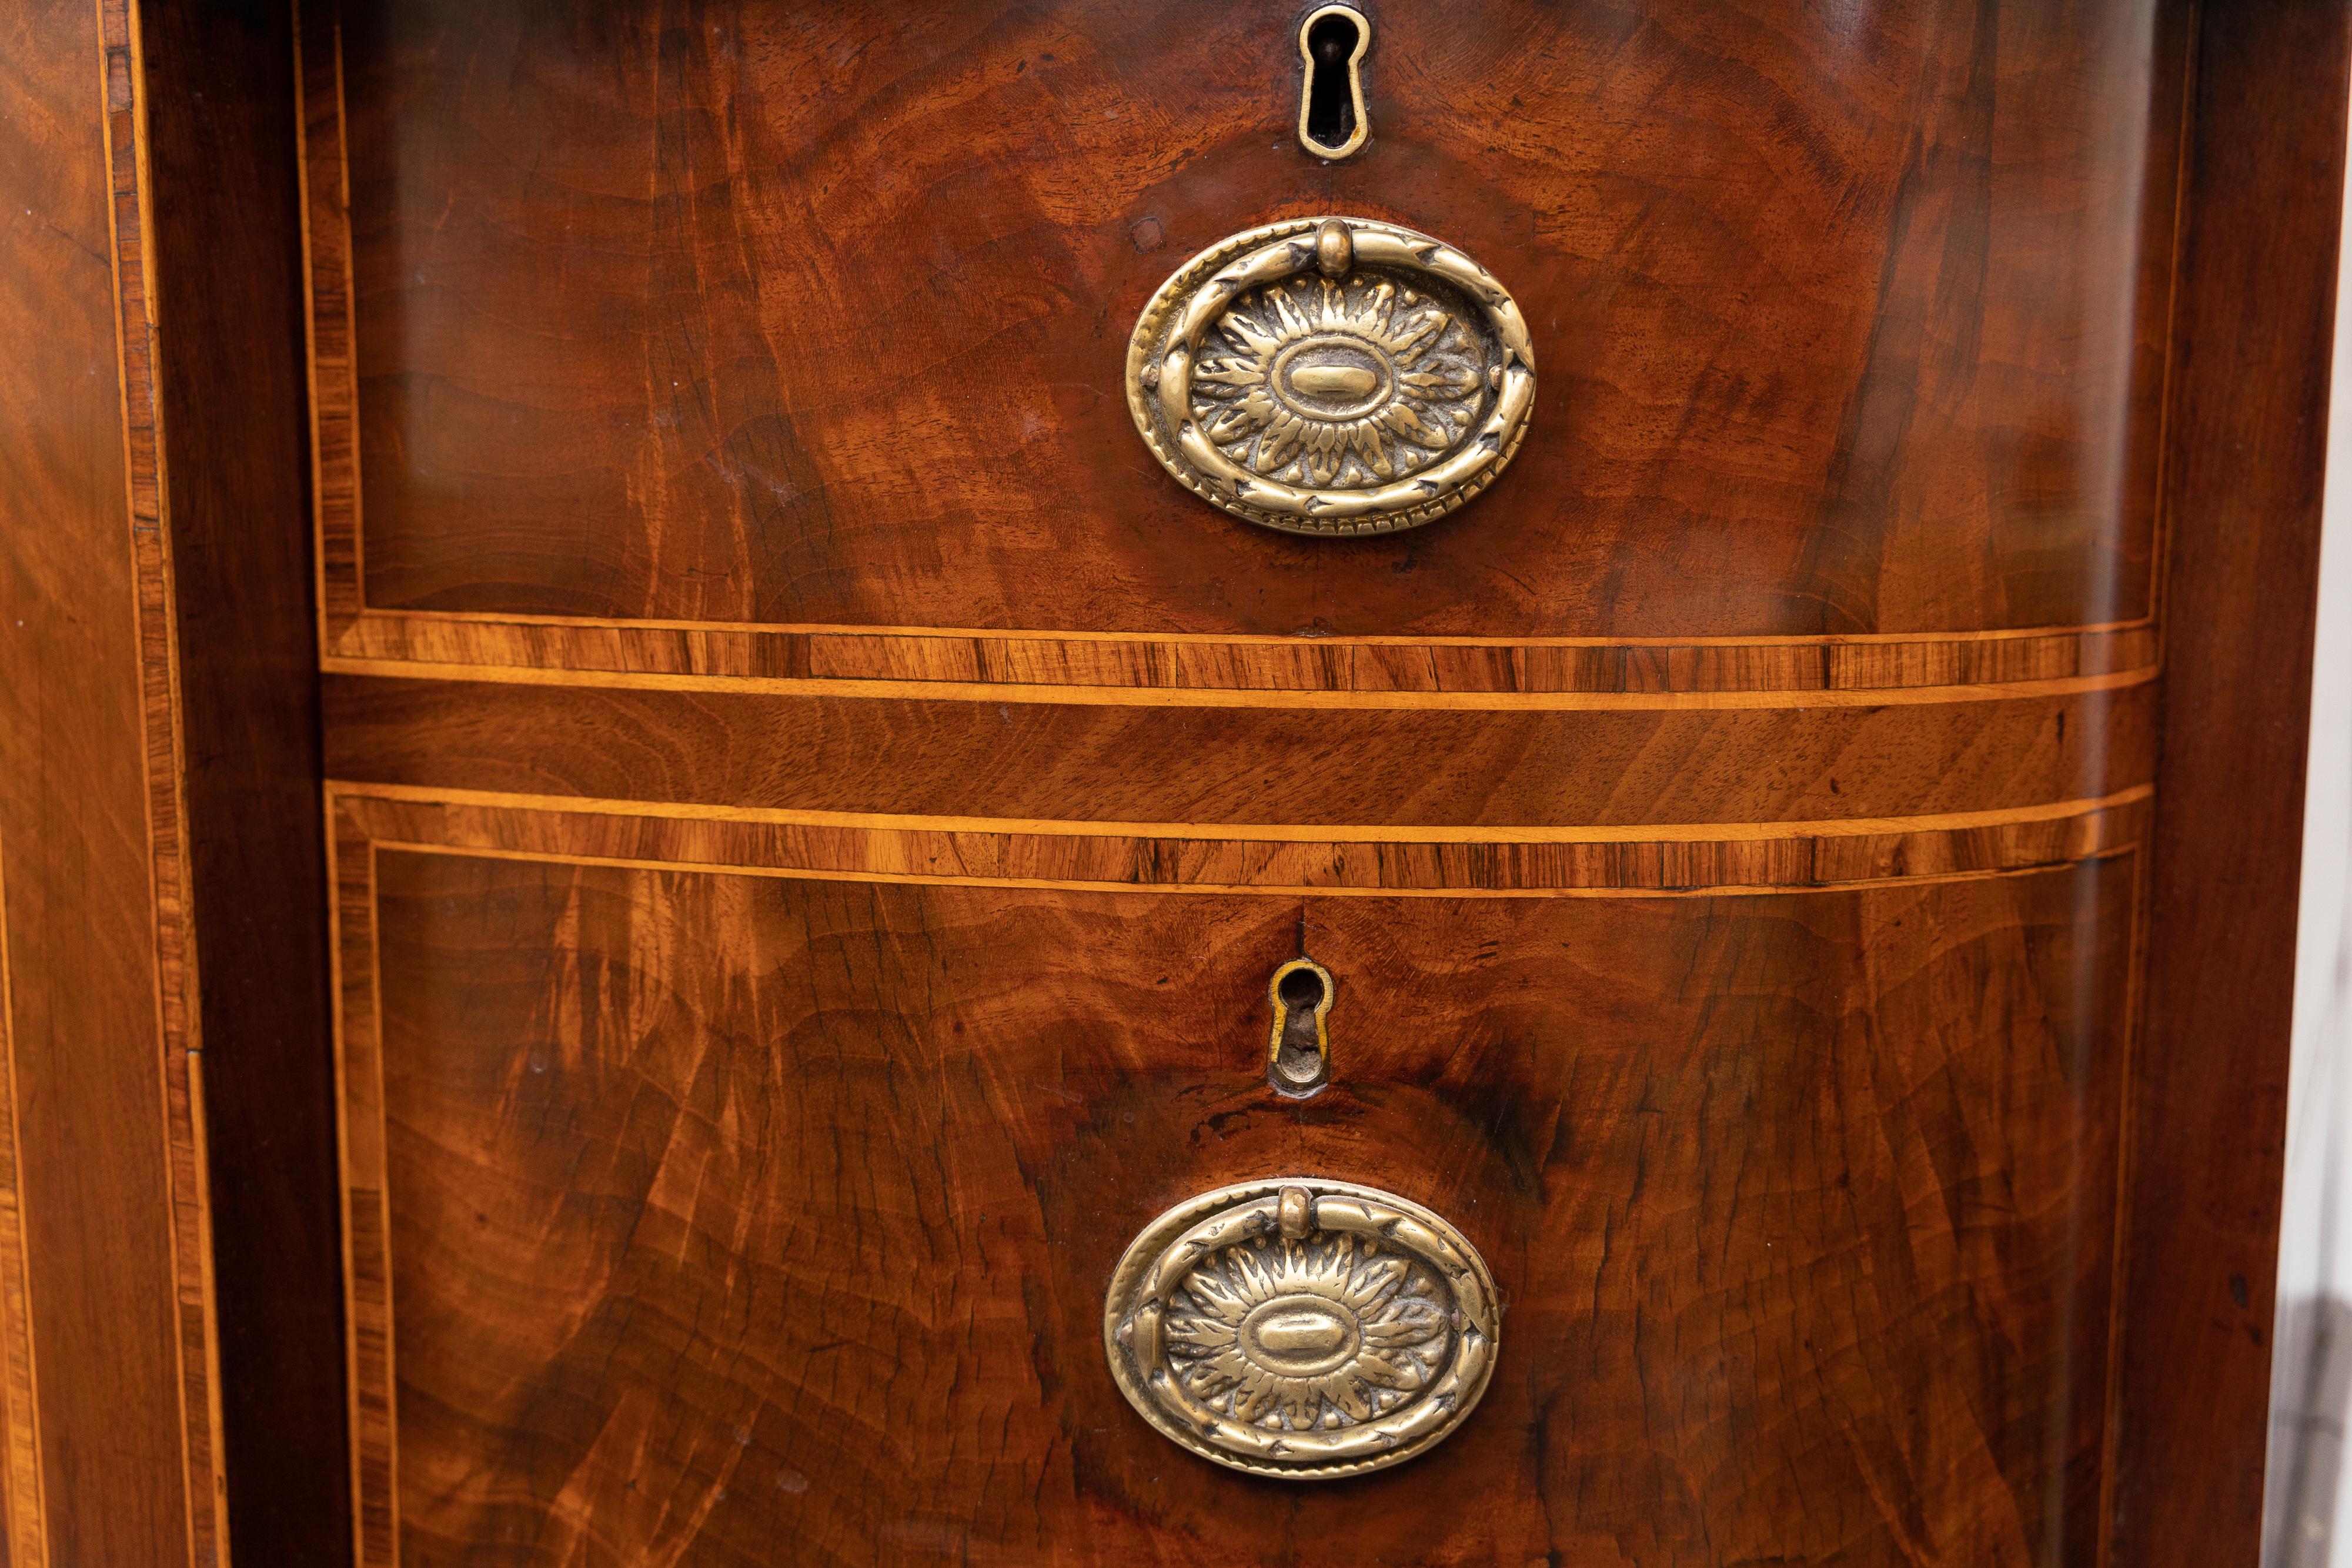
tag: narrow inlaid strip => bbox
[323,652,2153,711]
[299,0,362,651]
[330,784,2151,895]
[330,613,2156,701]
[326,812,397,1568]
[0,842,46,1566]
[98,2,226,1559]
[362,607,2159,646]
[296,0,2159,710]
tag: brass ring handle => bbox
[1102,1178,1501,1479]
[1127,217,1536,536]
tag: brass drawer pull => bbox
[1103,1178,1501,1479]
[1127,217,1536,536]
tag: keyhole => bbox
[1297,6,1370,161]
[1268,958,1335,1096]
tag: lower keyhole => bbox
[1271,961,1332,1095]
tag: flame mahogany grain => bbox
[325,0,2174,640]
[0,0,2340,1564]
[292,1,2341,1562]
[348,844,2127,1565]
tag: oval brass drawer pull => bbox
[1102,1178,1501,1478]
[1126,217,1536,536]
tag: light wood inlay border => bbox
[0,841,46,1566]
[329,783,2151,898]
[327,786,2146,1563]
[297,0,360,661]
[322,655,2155,711]
[331,614,2160,701]
[97,2,225,1562]
[328,818,394,1568]
[292,2,2160,707]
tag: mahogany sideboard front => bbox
[0,1,2345,1564]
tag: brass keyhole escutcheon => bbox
[1127,216,1536,536]
[1104,1178,1501,1479]
[1298,5,1371,159]
[1268,957,1334,1096]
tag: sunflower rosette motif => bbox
[1192,275,1485,490]
[1126,217,1536,536]
[1103,1179,1501,1479]
[1162,1231,1453,1427]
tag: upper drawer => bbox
[309,0,2178,640]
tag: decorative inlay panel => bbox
[327,785,2150,898]
[330,616,2158,701]
[323,788,2137,1559]
[297,0,2176,640]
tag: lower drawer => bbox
[333,813,2127,1565]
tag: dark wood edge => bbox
[136,1,353,1563]
[2117,2,2352,1562]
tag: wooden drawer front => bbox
[300,0,2176,1560]
[333,797,2126,1565]
[305,0,2175,645]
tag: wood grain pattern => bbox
[298,0,2176,644]
[328,808,2132,1566]
[274,2,2350,1563]
[322,656,2153,712]
[330,785,2150,898]
[0,844,46,1567]
[297,0,359,655]
[0,0,216,1559]
[323,674,2156,831]
[96,4,229,1558]
[2116,2,2352,1562]
[333,614,2157,699]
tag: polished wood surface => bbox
[2116,3,2352,1560]
[0,0,2338,1562]
[333,616,2159,698]
[0,0,223,1560]
[332,812,2127,1565]
[326,785,2152,900]
[0,866,41,1566]
[276,0,2347,1560]
[293,1,2203,1561]
[320,677,2153,830]
[308,0,2171,644]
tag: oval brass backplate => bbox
[1126,216,1536,536]
[1102,1177,1501,1479]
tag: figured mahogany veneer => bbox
[0,0,2337,1563]
[320,677,2154,830]
[331,811,2129,1566]
[331,618,2159,698]
[259,0,2344,1564]
[327,788,2150,900]
[300,0,2175,648]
